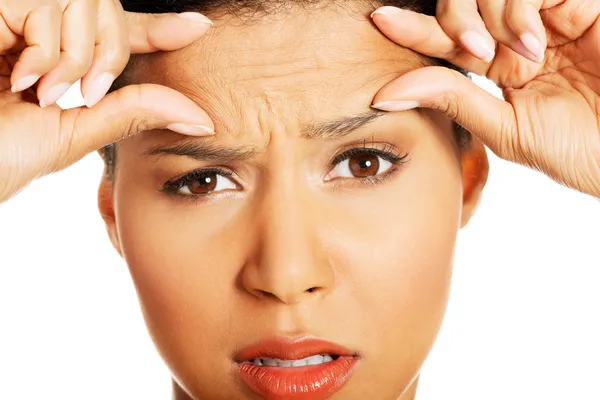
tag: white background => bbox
[0,77,599,400]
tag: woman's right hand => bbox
[0,0,216,203]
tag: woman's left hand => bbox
[370,0,600,198]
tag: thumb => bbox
[372,66,518,162]
[54,83,215,170]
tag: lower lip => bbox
[237,356,358,400]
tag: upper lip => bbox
[234,336,357,362]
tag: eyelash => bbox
[160,145,410,204]
[327,143,410,187]
[160,167,236,198]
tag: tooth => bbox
[263,358,277,367]
[251,354,337,368]
[306,355,325,365]
[291,359,308,367]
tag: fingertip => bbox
[83,73,116,108]
[460,30,496,64]
[370,6,404,19]
[113,84,216,129]
[166,123,216,136]
[371,101,419,112]
[518,33,545,63]
[177,12,213,25]
[39,82,71,109]
[11,74,40,93]
[132,14,212,53]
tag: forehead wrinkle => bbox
[130,7,440,148]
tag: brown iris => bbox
[187,173,218,194]
[349,154,380,178]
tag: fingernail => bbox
[84,73,115,108]
[11,75,41,93]
[178,12,213,25]
[39,82,71,108]
[460,30,495,63]
[166,124,216,136]
[371,101,419,112]
[519,33,544,63]
[370,6,404,18]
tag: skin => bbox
[371,0,600,198]
[98,4,488,400]
[0,0,215,203]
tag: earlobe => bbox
[460,135,490,229]
[98,175,123,257]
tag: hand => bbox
[371,0,600,198]
[0,0,216,203]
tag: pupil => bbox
[349,155,379,178]
[188,173,218,194]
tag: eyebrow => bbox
[144,141,257,162]
[301,109,387,140]
[144,109,388,162]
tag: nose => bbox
[241,178,334,305]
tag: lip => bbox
[234,336,359,400]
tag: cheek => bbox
[113,190,248,381]
[320,142,463,379]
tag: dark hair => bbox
[120,0,437,15]
[102,0,471,179]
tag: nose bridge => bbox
[242,173,334,304]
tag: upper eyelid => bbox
[161,167,237,193]
[328,144,403,166]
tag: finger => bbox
[371,7,458,59]
[1,0,62,92]
[0,15,21,54]
[125,11,213,54]
[371,66,519,163]
[478,0,542,63]
[541,0,600,44]
[80,0,130,108]
[505,0,546,62]
[53,84,216,170]
[37,0,98,108]
[436,0,496,63]
[370,6,491,75]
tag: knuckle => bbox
[477,0,508,31]
[505,8,527,32]
[436,0,474,32]
[101,42,131,74]
[66,51,94,76]
[124,116,151,139]
[115,86,149,139]
[35,2,62,24]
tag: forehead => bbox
[126,5,431,140]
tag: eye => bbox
[161,168,238,197]
[325,146,408,181]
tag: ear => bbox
[97,166,123,257]
[459,135,489,229]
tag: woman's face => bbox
[101,5,486,400]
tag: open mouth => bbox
[247,353,341,367]
[234,336,359,400]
